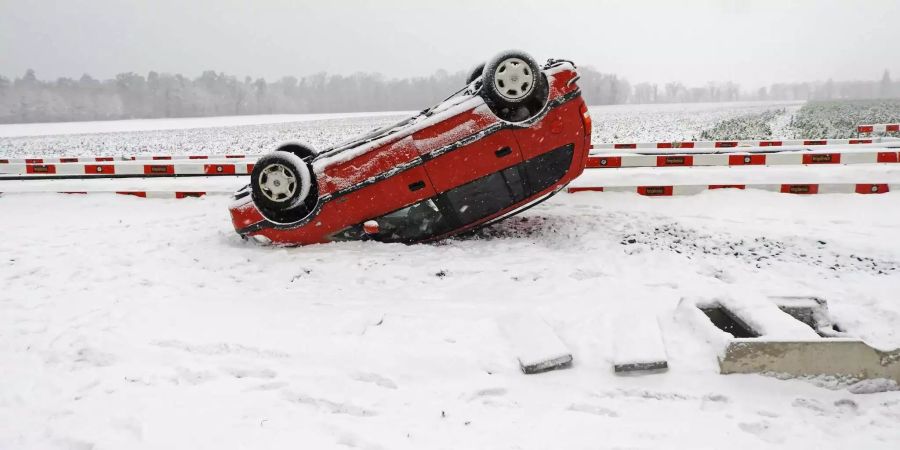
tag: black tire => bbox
[480,50,548,122]
[466,62,485,84]
[276,142,317,161]
[250,152,318,223]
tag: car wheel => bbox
[276,142,317,161]
[480,50,548,121]
[250,152,315,221]
[466,62,485,84]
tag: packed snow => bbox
[2,191,899,449]
[3,104,900,449]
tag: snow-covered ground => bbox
[3,104,900,449]
[2,191,899,449]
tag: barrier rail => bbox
[591,137,899,152]
[587,150,900,169]
[0,190,232,198]
[858,124,900,134]
[567,183,895,196]
[0,161,254,178]
[0,154,253,164]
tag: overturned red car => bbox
[229,50,592,245]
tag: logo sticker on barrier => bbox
[782,184,818,194]
[638,186,672,196]
[803,154,840,164]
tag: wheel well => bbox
[276,143,317,161]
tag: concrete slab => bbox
[612,314,669,375]
[499,314,573,375]
[720,339,900,383]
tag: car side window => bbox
[331,199,453,243]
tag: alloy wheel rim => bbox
[258,163,298,202]
[493,57,535,101]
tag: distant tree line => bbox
[0,67,897,124]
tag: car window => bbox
[331,199,454,243]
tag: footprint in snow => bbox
[351,372,397,389]
[567,403,619,417]
[221,366,277,379]
[737,420,786,444]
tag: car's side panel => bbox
[328,163,436,226]
[411,109,497,156]
[317,136,420,197]
[422,129,524,193]
[512,99,587,161]
[546,67,579,101]
[252,164,437,245]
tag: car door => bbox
[416,126,525,194]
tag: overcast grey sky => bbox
[1,0,898,88]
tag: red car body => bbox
[229,60,591,245]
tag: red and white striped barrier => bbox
[567,183,896,196]
[858,124,900,134]
[0,191,231,198]
[0,162,255,177]
[590,138,898,152]
[586,150,900,169]
[0,154,255,164]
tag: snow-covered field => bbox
[3,104,900,449]
[0,101,802,158]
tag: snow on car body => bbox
[229,54,591,245]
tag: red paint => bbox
[152,156,172,160]
[858,125,874,133]
[426,130,522,193]
[887,124,900,132]
[189,155,209,160]
[877,152,899,163]
[803,140,827,145]
[60,157,79,163]
[849,139,872,144]
[567,187,604,193]
[614,143,637,149]
[715,141,738,148]
[855,184,889,194]
[85,164,115,175]
[708,185,746,190]
[26,164,56,174]
[759,141,782,147]
[728,154,766,165]
[143,164,174,175]
[204,164,236,175]
[586,156,622,168]
[117,191,147,198]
